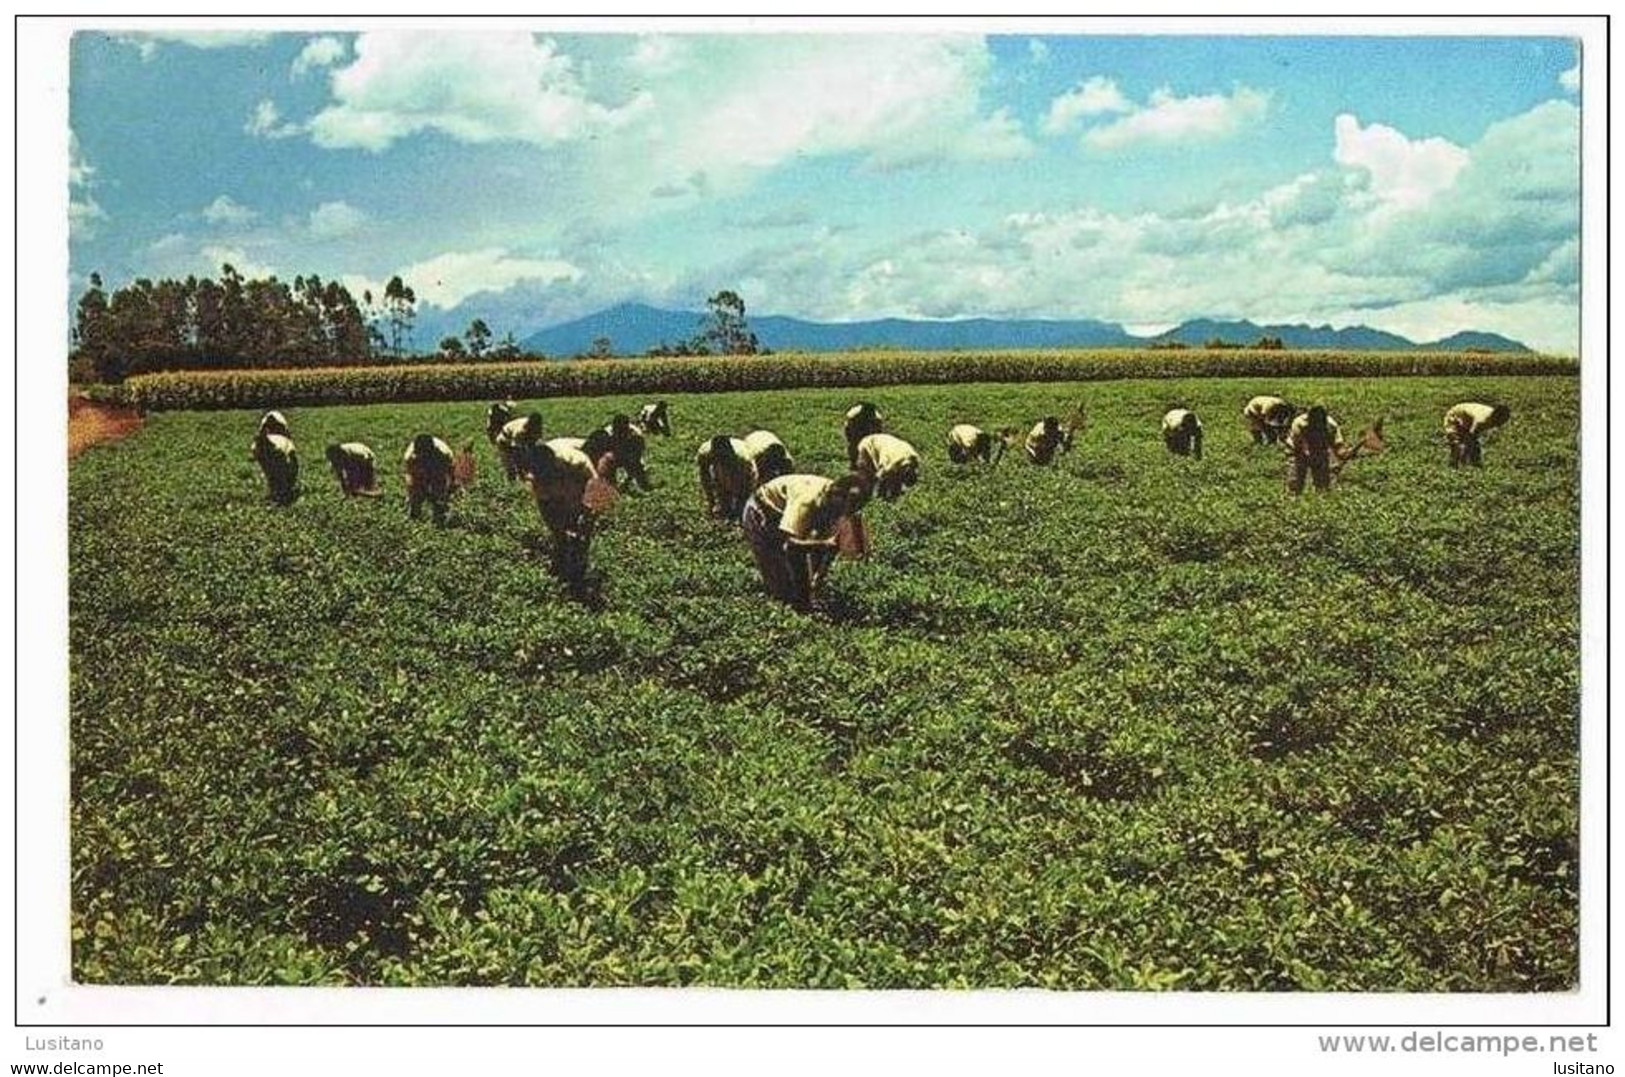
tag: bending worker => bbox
[1443,402,1512,467]
[1285,405,1346,494]
[741,472,872,611]
[854,432,922,501]
[1162,409,1204,459]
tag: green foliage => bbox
[381,276,417,360]
[699,290,760,356]
[464,319,492,360]
[115,349,1579,413]
[70,375,1578,988]
[72,265,376,381]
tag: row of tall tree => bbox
[70,266,435,383]
[72,269,766,381]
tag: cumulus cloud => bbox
[1332,113,1468,211]
[1524,236,1578,287]
[1262,171,1353,228]
[1082,85,1269,150]
[701,101,1575,353]
[292,35,346,78]
[201,245,278,280]
[1330,101,1578,296]
[1042,76,1132,135]
[302,32,1030,201]
[586,35,1032,200]
[308,32,646,152]
[201,195,256,225]
[871,108,1030,173]
[307,200,367,239]
[1560,62,1580,93]
[348,249,584,310]
[1028,39,1050,65]
[1340,294,1579,352]
[246,100,302,140]
[829,203,1370,332]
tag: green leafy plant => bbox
[69,374,1578,989]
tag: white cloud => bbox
[121,37,162,61]
[147,233,189,255]
[201,195,257,225]
[872,108,1031,172]
[246,100,302,140]
[292,35,346,78]
[1331,101,1578,296]
[308,32,645,152]
[1028,39,1049,65]
[68,130,94,188]
[1348,295,1577,354]
[628,35,686,75]
[307,200,367,239]
[201,245,278,281]
[116,32,271,61]
[1332,113,1468,211]
[1083,85,1269,151]
[349,249,584,310]
[706,101,1575,354]
[69,197,106,242]
[68,132,104,240]
[302,33,1030,200]
[832,204,1378,336]
[1261,171,1352,228]
[1524,236,1578,287]
[1560,62,1580,93]
[1042,76,1132,135]
[588,35,1031,200]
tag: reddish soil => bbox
[68,395,144,459]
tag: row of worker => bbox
[249,393,1511,607]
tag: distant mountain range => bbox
[516,303,1531,357]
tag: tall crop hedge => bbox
[105,349,1579,412]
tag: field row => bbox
[92,348,1580,412]
[70,377,1580,988]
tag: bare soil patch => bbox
[68,395,143,459]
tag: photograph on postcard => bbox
[62,26,1581,992]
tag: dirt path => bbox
[68,395,144,459]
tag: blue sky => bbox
[68,31,1582,351]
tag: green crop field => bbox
[69,374,1580,989]
[98,347,1577,412]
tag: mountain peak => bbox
[1422,330,1530,352]
[514,304,1532,357]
